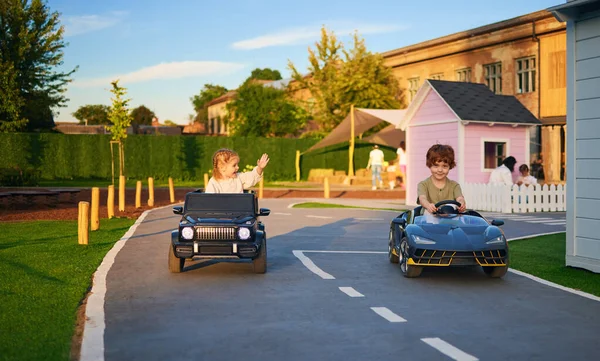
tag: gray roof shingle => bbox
[427,80,541,125]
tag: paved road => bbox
[91,199,599,361]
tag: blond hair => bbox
[212,148,239,180]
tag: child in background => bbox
[386,161,397,190]
[516,164,538,186]
[205,148,270,193]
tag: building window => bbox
[516,56,536,93]
[429,73,443,80]
[484,141,507,169]
[484,62,502,94]
[455,68,471,82]
[408,77,420,102]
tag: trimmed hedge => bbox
[0,133,398,182]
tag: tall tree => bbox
[288,27,401,132]
[226,82,308,137]
[189,83,228,125]
[130,105,155,125]
[0,0,77,132]
[248,68,282,81]
[72,104,110,125]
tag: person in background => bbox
[367,144,385,190]
[516,164,538,186]
[488,156,517,186]
[205,148,269,193]
[396,141,407,189]
[386,160,398,190]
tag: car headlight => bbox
[486,236,505,245]
[238,227,251,240]
[181,227,194,240]
[412,235,436,244]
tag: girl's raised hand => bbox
[257,153,270,169]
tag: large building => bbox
[382,10,567,183]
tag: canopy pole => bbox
[348,104,355,177]
[295,150,301,182]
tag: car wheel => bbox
[388,230,399,264]
[168,244,184,273]
[399,237,422,278]
[253,239,267,274]
[482,265,508,278]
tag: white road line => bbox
[421,338,478,361]
[298,250,387,254]
[507,231,566,241]
[355,217,385,221]
[508,269,600,302]
[544,221,566,225]
[292,250,335,279]
[339,287,364,297]
[306,215,333,219]
[370,307,407,322]
[272,212,292,216]
[525,218,556,223]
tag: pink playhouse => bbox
[398,79,541,206]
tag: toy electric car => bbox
[388,200,508,278]
[169,190,270,274]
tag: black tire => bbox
[482,265,508,278]
[168,244,184,273]
[388,230,399,263]
[399,237,423,278]
[253,239,267,274]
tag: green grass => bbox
[36,179,317,189]
[0,218,136,361]
[292,202,404,212]
[509,233,600,297]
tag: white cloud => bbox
[63,11,128,37]
[71,61,246,88]
[232,21,408,50]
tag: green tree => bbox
[190,83,228,125]
[248,68,282,81]
[0,0,77,132]
[227,82,308,137]
[288,27,401,132]
[163,120,178,127]
[72,104,110,125]
[130,105,155,125]
[106,80,132,180]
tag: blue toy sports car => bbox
[388,200,508,278]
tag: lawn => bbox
[509,233,600,297]
[0,218,136,361]
[292,201,404,212]
[37,178,315,189]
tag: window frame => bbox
[481,138,511,172]
[455,68,472,82]
[515,56,537,94]
[484,62,502,94]
[408,77,420,102]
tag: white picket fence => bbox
[462,183,566,213]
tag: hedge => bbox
[0,133,398,182]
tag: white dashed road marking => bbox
[272,212,292,215]
[292,251,335,279]
[339,287,364,297]
[421,338,479,361]
[306,215,333,219]
[355,217,385,221]
[370,307,407,322]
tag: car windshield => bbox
[185,193,255,215]
[414,214,489,226]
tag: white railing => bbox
[462,183,566,213]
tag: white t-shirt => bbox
[396,148,407,165]
[517,175,538,186]
[369,149,385,166]
[488,164,513,185]
[205,168,262,193]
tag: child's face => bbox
[429,160,450,181]
[520,168,529,176]
[220,157,239,179]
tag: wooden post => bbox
[107,185,115,219]
[348,104,355,177]
[204,173,209,189]
[90,187,99,231]
[78,201,89,245]
[135,181,142,208]
[259,178,264,199]
[118,175,125,212]
[295,150,301,182]
[169,177,175,203]
[324,177,330,199]
[148,177,155,207]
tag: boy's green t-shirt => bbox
[417,177,463,205]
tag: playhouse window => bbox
[516,56,536,93]
[484,63,502,94]
[456,68,471,82]
[408,77,420,102]
[484,141,506,169]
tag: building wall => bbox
[462,123,529,183]
[566,11,600,272]
[207,100,232,135]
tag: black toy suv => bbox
[169,190,270,274]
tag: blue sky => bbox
[50,0,563,125]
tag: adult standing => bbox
[488,156,517,185]
[396,141,407,189]
[367,145,385,190]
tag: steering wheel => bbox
[434,200,462,214]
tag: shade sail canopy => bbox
[362,123,405,146]
[306,108,406,153]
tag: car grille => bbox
[195,227,236,240]
[412,249,507,266]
